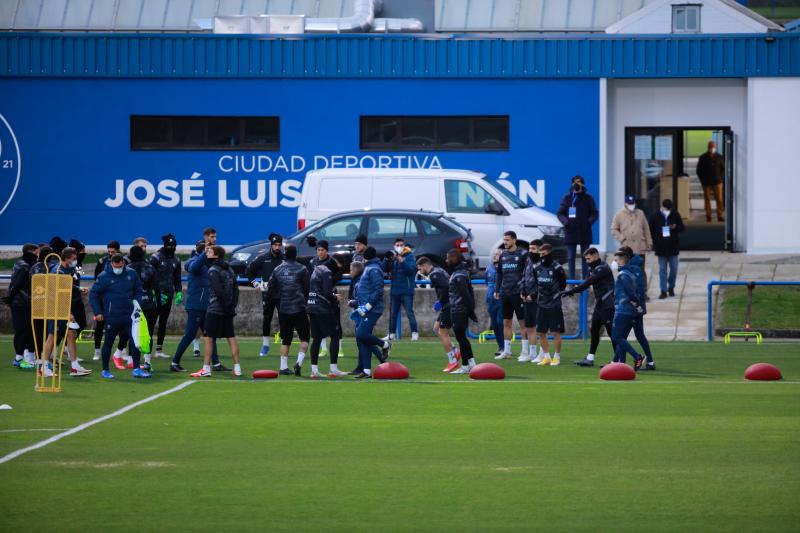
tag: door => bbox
[625,128,680,218]
[724,130,735,251]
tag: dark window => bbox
[131,116,279,151]
[360,116,509,151]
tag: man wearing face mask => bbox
[532,243,567,366]
[561,247,616,367]
[557,175,598,280]
[92,240,123,361]
[47,247,92,376]
[382,237,419,342]
[611,195,652,300]
[447,249,479,375]
[4,243,38,369]
[89,254,149,379]
[610,249,645,370]
[650,199,685,300]
[149,233,183,358]
[247,233,284,357]
[519,240,542,363]
[696,141,725,223]
[127,245,158,371]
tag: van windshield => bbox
[482,177,529,209]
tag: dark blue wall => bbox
[0,77,599,246]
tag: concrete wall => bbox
[0,284,587,339]
[746,78,800,254]
[605,78,748,251]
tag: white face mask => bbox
[69,260,78,268]
[112,266,123,275]
[394,246,404,254]
[610,260,619,271]
[625,204,635,212]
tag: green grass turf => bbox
[1,337,799,532]
[719,285,800,330]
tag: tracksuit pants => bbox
[611,313,642,364]
[102,319,140,371]
[172,309,218,366]
[11,305,34,355]
[356,311,384,371]
[452,312,474,362]
[589,307,616,359]
[154,293,174,349]
[261,297,279,337]
[632,316,654,363]
[388,294,418,336]
[487,298,504,350]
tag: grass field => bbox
[720,285,800,330]
[1,336,799,532]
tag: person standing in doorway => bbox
[557,175,598,280]
[611,195,652,300]
[696,140,725,223]
[650,199,685,299]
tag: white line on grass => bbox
[0,381,195,466]
[0,428,68,433]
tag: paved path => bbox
[634,252,800,340]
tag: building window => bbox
[360,116,509,151]
[131,116,279,150]
[672,5,701,33]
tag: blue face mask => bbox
[112,266,123,275]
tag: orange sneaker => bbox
[443,361,460,373]
[113,356,126,370]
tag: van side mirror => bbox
[306,235,317,247]
[485,200,505,215]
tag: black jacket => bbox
[266,260,310,315]
[533,259,567,309]
[521,255,540,300]
[129,260,158,311]
[556,190,598,245]
[307,265,338,315]
[149,248,182,296]
[563,259,615,310]
[246,250,284,300]
[429,266,450,307]
[448,262,476,316]
[7,258,34,307]
[207,260,238,316]
[696,152,724,187]
[308,254,342,284]
[94,255,113,279]
[649,210,685,257]
[495,248,527,297]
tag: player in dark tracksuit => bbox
[127,245,158,371]
[532,243,567,366]
[47,247,92,376]
[265,245,310,376]
[149,234,182,358]
[519,240,542,363]
[610,249,645,370]
[307,260,348,378]
[493,231,528,359]
[4,243,37,368]
[351,247,391,379]
[246,233,283,357]
[346,261,384,375]
[562,247,617,367]
[307,239,341,357]
[447,250,478,375]
[92,240,124,359]
[29,245,60,372]
[416,256,458,372]
[619,246,655,369]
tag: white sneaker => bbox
[309,370,322,379]
[233,366,242,377]
[93,350,101,361]
[517,353,532,362]
[327,369,349,377]
[494,352,513,360]
[40,365,54,378]
[155,351,170,359]
[381,333,396,342]
[113,349,125,358]
[531,353,544,364]
[70,366,92,377]
[411,332,419,341]
[451,366,471,374]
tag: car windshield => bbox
[481,177,528,209]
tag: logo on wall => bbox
[0,113,21,216]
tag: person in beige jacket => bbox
[611,195,652,299]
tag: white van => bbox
[297,168,565,267]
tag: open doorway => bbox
[625,127,733,251]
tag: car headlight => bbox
[233,252,252,262]
[538,225,564,237]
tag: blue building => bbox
[0,0,798,254]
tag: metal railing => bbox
[706,280,800,342]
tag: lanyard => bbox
[571,192,577,207]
